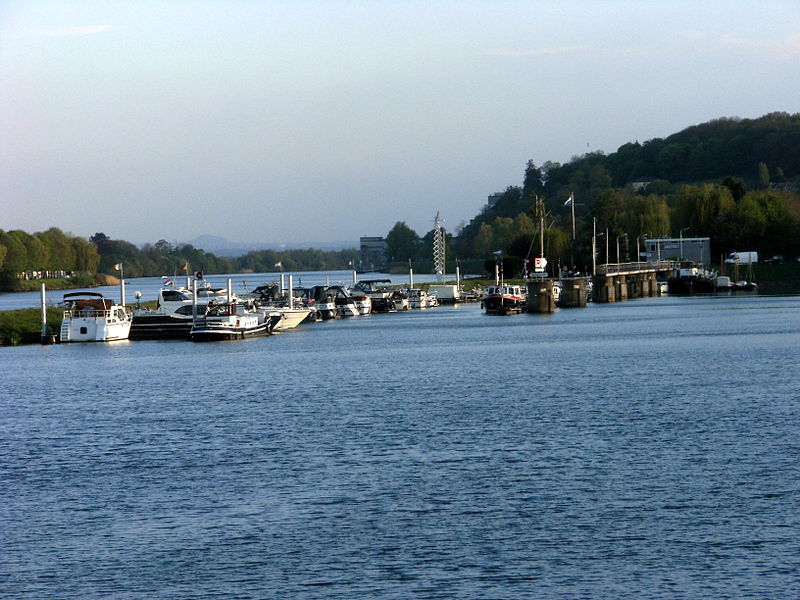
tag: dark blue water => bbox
[2,295,799,599]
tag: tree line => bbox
[0,228,363,290]
[0,228,100,286]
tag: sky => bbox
[2,1,799,248]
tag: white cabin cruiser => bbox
[348,286,373,315]
[59,292,132,342]
[330,285,360,317]
[308,285,338,320]
[352,280,396,313]
[407,288,438,309]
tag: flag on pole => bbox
[181,262,188,272]
[195,271,204,280]
[564,193,574,207]
[113,263,122,271]
[274,261,282,268]
[162,279,173,287]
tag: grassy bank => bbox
[0,307,63,346]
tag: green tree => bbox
[0,230,28,274]
[72,237,100,272]
[385,221,420,261]
[473,223,495,256]
[758,162,770,189]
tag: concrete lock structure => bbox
[592,270,662,303]
[526,279,556,313]
[559,278,587,307]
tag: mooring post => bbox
[40,283,48,343]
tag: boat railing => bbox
[63,307,113,319]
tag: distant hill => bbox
[185,234,358,257]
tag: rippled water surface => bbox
[2,295,799,599]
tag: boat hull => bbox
[190,322,271,342]
[667,276,716,295]
[130,314,193,339]
[482,294,525,315]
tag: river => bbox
[1,294,799,599]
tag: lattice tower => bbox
[433,212,445,282]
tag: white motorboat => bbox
[189,300,280,341]
[130,285,234,339]
[249,284,312,330]
[270,307,312,331]
[330,285,360,317]
[352,279,396,312]
[348,287,373,315]
[59,292,132,342]
[308,285,338,320]
[407,288,438,309]
[391,289,410,312]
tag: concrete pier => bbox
[593,276,617,303]
[526,279,556,313]
[559,278,587,308]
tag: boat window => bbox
[163,290,190,301]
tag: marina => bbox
[11,256,783,345]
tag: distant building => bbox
[630,177,656,192]
[770,180,800,193]
[486,192,504,210]
[359,236,386,269]
[644,237,711,264]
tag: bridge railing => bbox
[596,260,677,275]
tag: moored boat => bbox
[406,288,438,309]
[667,262,716,295]
[308,285,338,320]
[189,300,280,341]
[130,285,233,339]
[249,284,312,330]
[348,287,373,315]
[329,285,360,317]
[59,292,132,342]
[352,279,396,313]
[481,284,526,315]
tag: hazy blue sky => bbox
[2,1,799,246]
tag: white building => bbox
[643,237,711,264]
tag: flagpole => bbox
[570,193,575,270]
